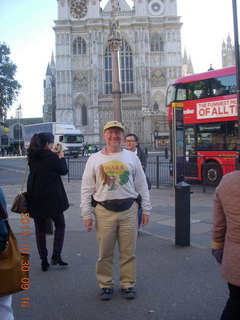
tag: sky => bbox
[0,0,239,119]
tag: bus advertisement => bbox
[166,66,238,186]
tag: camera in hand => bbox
[54,143,62,152]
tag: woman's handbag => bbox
[11,192,28,214]
[0,228,30,297]
[11,162,28,214]
[0,206,30,297]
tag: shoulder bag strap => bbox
[0,202,7,220]
[20,161,28,192]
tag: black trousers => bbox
[220,283,240,320]
[34,214,66,259]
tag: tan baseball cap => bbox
[103,121,125,132]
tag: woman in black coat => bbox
[27,132,69,271]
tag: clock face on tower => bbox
[70,1,88,19]
[148,0,165,16]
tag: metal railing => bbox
[66,155,173,187]
[66,154,238,192]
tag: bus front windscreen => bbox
[166,85,176,105]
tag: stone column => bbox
[108,0,122,122]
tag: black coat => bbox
[137,147,147,171]
[27,149,69,220]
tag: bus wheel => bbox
[204,162,222,186]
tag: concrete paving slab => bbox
[12,231,227,320]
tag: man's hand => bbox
[84,219,93,232]
[141,214,150,227]
[211,248,223,264]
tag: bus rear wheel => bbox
[203,162,222,186]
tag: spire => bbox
[46,63,52,76]
[188,55,194,74]
[51,52,55,65]
[182,48,188,64]
[227,33,232,44]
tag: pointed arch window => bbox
[13,124,22,140]
[73,37,86,55]
[150,34,164,52]
[105,39,133,94]
[1,135,8,146]
[81,104,87,126]
[105,48,112,94]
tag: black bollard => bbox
[175,181,190,246]
[165,147,168,159]
[45,218,53,235]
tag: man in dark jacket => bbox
[125,134,151,228]
[125,134,147,170]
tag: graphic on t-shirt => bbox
[99,161,129,191]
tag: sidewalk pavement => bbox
[2,180,227,320]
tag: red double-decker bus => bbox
[167,66,238,186]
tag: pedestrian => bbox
[80,121,151,300]
[125,133,150,229]
[88,144,92,154]
[211,170,240,319]
[125,133,147,170]
[0,187,15,320]
[27,132,69,271]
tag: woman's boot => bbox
[41,257,50,272]
[51,254,68,266]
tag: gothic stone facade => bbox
[54,0,182,148]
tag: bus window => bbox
[176,84,187,101]
[226,121,238,151]
[166,85,176,104]
[187,86,198,100]
[197,123,225,151]
[187,80,210,99]
[212,74,236,96]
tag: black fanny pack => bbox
[97,198,136,212]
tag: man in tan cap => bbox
[80,120,151,300]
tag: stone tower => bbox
[182,48,194,76]
[43,53,56,122]
[54,0,183,148]
[222,34,235,68]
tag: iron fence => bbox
[66,155,238,192]
[66,155,173,187]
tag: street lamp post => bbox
[232,0,240,168]
[108,0,122,122]
[17,104,21,155]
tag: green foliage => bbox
[0,42,21,119]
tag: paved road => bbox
[0,160,227,320]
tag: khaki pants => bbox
[94,201,138,289]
